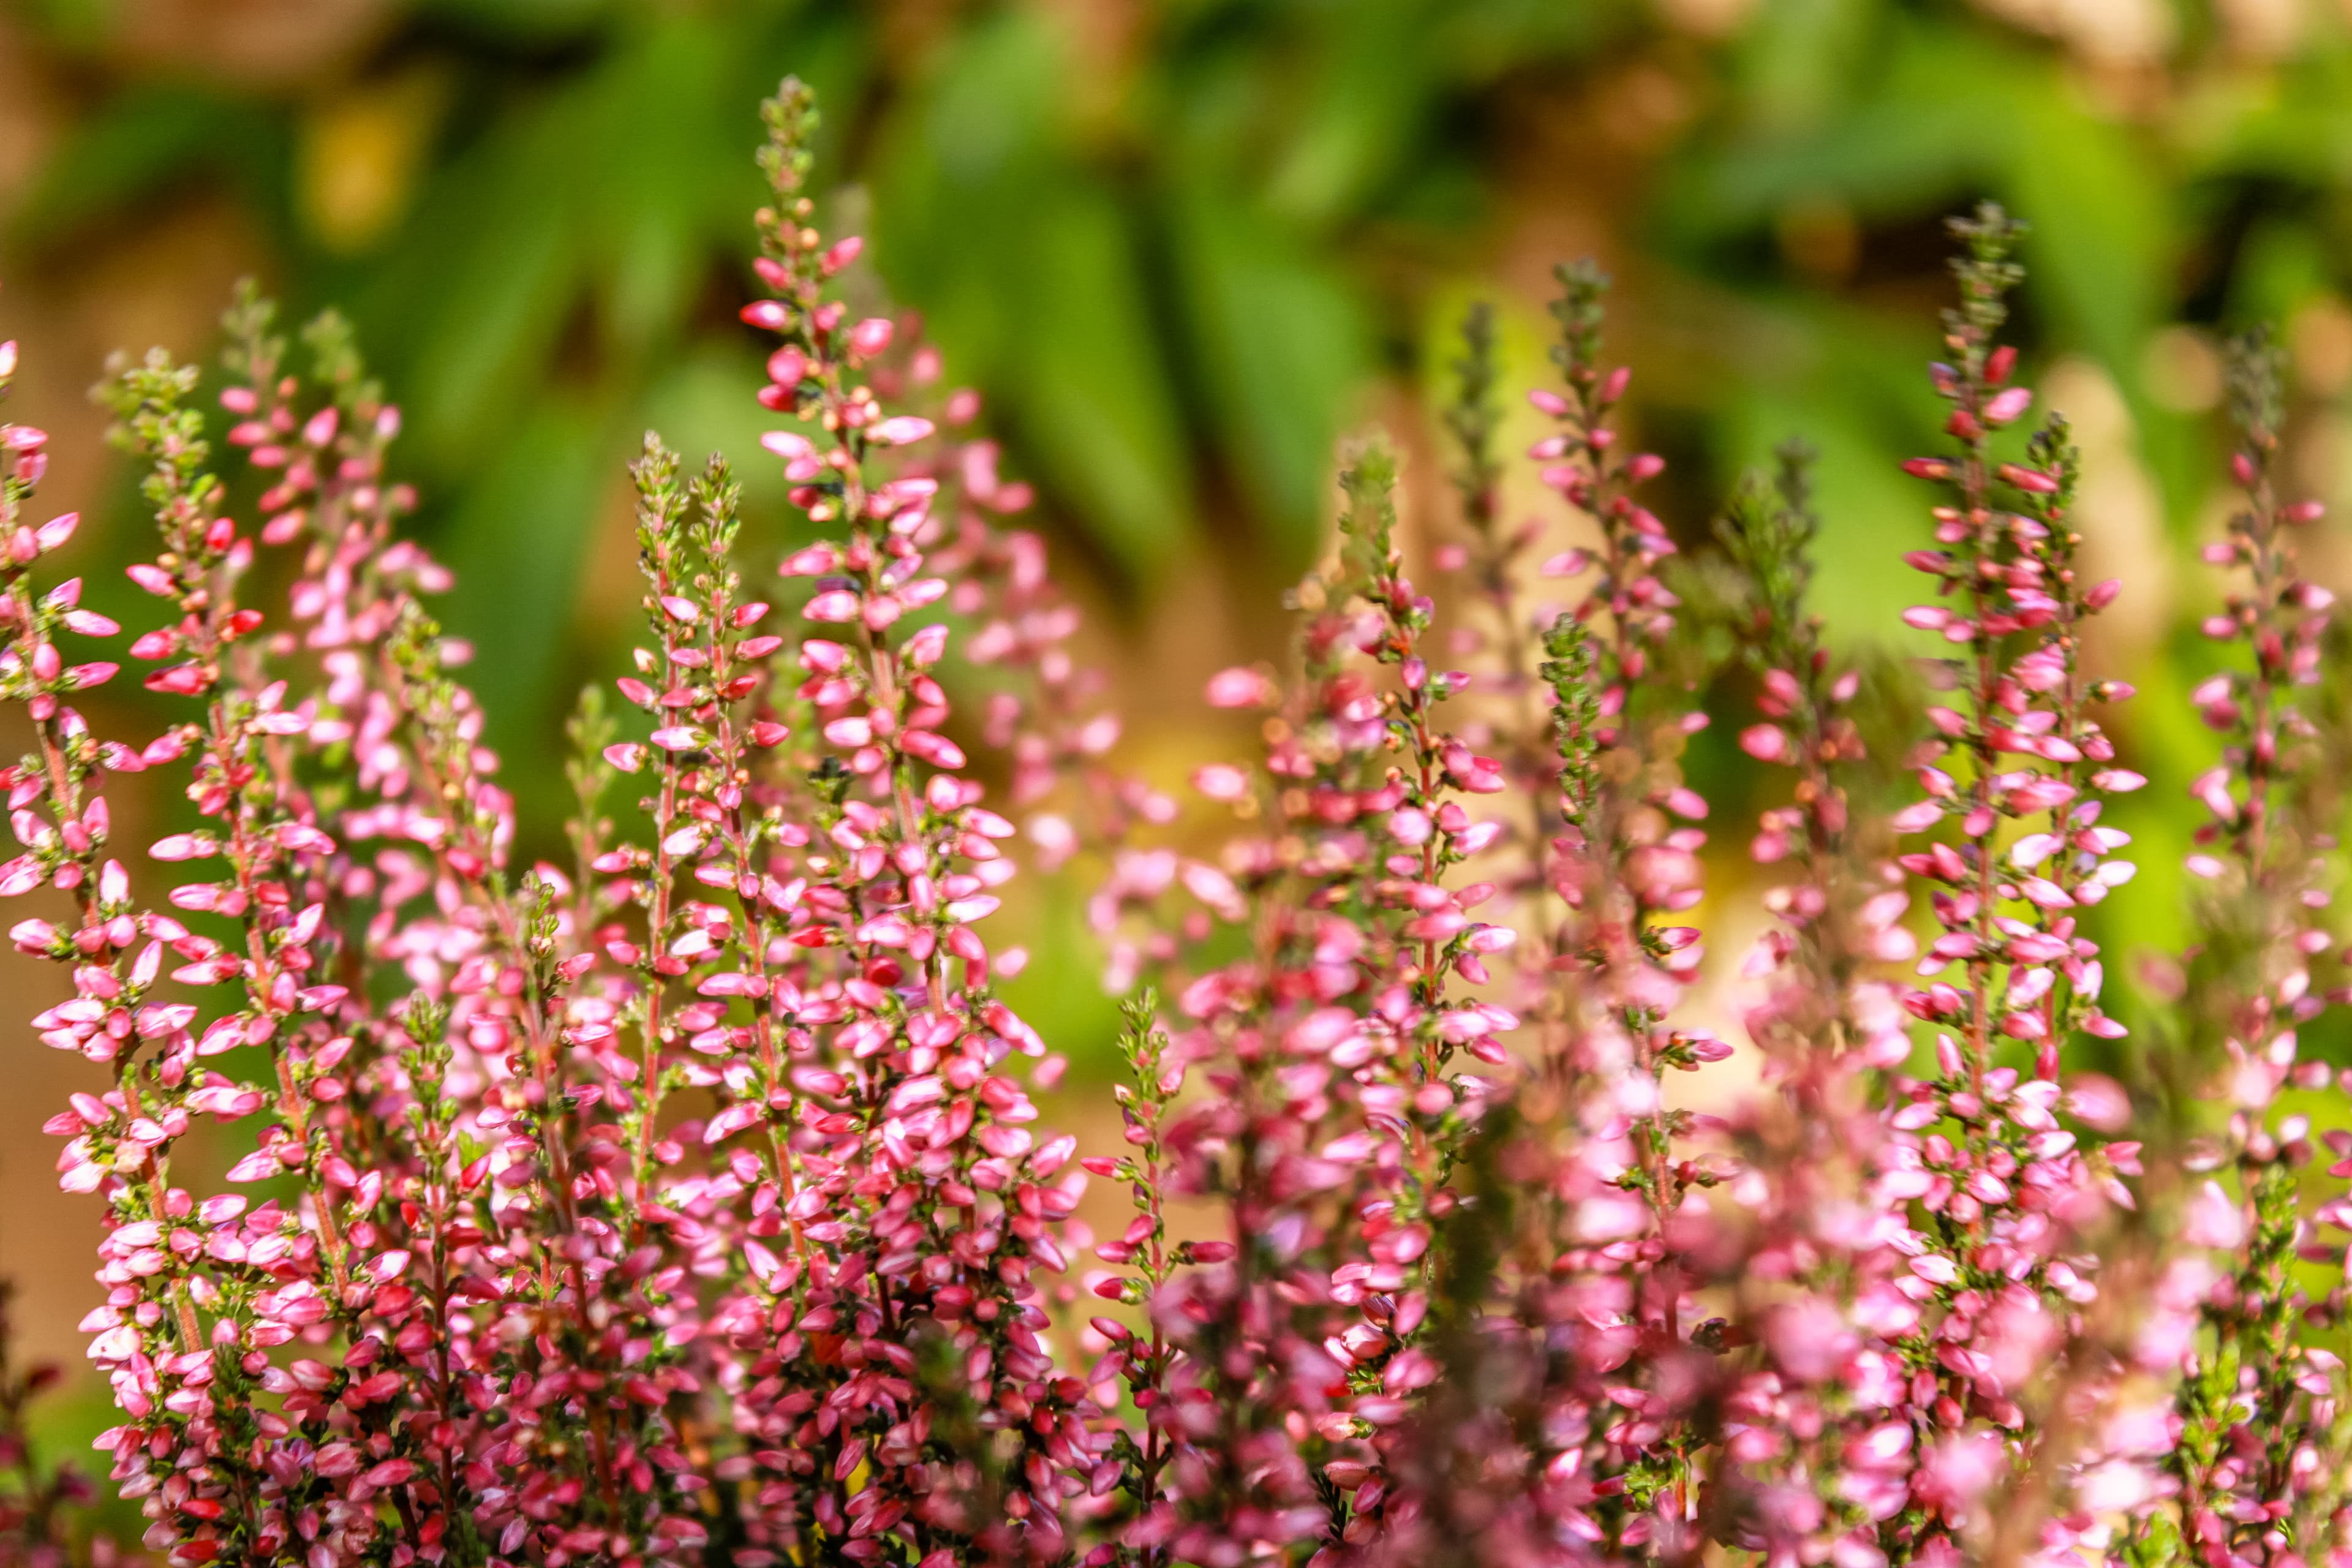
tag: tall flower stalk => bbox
[2133,330,2352,1566]
[1869,206,2147,1558]
[1703,448,1937,1561]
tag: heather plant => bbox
[7,74,2352,1568]
[2125,330,2352,1565]
[2,78,1098,1568]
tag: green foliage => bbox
[97,350,213,521]
[1336,438,1401,590]
[1946,201,2028,373]
[1444,301,1502,529]
[1540,614,1600,829]
[1548,260,1611,390]
[1714,440,1820,672]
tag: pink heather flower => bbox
[2135,329,2352,1554]
[2183,1179,2246,1250]
[1202,665,1275,707]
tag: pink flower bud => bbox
[1204,667,1273,708]
[144,665,210,696]
[822,236,864,274]
[1982,385,2032,426]
[2184,1180,2245,1250]
[866,416,935,447]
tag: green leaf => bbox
[1169,173,1369,567]
[1011,185,1196,579]
[409,0,617,42]
[997,876,1125,1081]
[437,399,616,812]
[577,13,807,354]
[1734,0,1880,133]
[872,12,1192,579]
[2230,216,2332,328]
[10,85,282,246]
[360,105,582,472]
[2003,86,2169,377]
[1658,20,2021,245]
[1261,0,1452,227]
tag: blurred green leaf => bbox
[437,398,616,808]
[586,19,742,352]
[11,85,284,244]
[1262,0,1451,227]
[361,102,581,470]
[999,876,1125,1080]
[1169,172,1368,565]
[2003,86,2169,377]
[1659,19,2021,243]
[2231,215,2332,326]
[873,12,1193,578]
[409,0,618,42]
[1009,185,1196,578]
[1735,0,1879,134]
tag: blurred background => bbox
[9,0,2352,1482]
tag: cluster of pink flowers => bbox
[2135,328,2352,1562]
[4,83,1096,1568]
[6,75,2352,1567]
